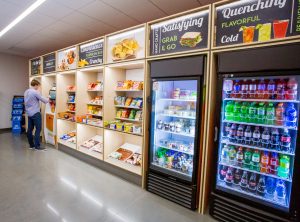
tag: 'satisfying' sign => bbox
[150,10,209,56]
[78,40,104,67]
[43,53,56,73]
[216,0,300,46]
[31,58,41,75]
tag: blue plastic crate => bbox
[13,98,24,103]
[12,109,23,115]
[12,116,22,121]
[13,103,23,109]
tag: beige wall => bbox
[0,53,29,129]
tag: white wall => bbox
[0,53,29,129]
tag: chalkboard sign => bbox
[150,10,209,56]
[43,53,56,73]
[78,39,103,67]
[216,0,300,47]
[31,57,41,75]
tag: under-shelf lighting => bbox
[0,0,47,38]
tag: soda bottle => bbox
[221,144,229,163]
[229,124,237,143]
[233,80,241,98]
[248,79,257,99]
[261,127,270,148]
[240,171,248,191]
[225,101,234,121]
[266,177,276,197]
[241,80,249,99]
[225,167,234,186]
[257,175,266,196]
[233,169,242,186]
[251,150,261,172]
[223,80,233,98]
[267,79,276,99]
[219,165,228,180]
[248,173,257,193]
[224,123,232,139]
[252,126,261,147]
[276,79,286,100]
[243,148,252,169]
[278,155,290,179]
[260,151,270,173]
[236,147,244,167]
[233,102,241,122]
[236,125,244,144]
[270,128,280,150]
[240,102,248,122]
[285,78,298,100]
[257,79,266,99]
[269,152,279,175]
[244,126,252,145]
[275,103,285,126]
[228,146,237,165]
[257,103,266,124]
[248,102,257,123]
[285,103,297,127]
[274,179,286,203]
[281,129,291,152]
[265,103,275,125]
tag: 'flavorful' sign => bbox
[31,57,41,75]
[216,0,300,46]
[78,39,104,67]
[150,10,209,56]
[43,53,56,73]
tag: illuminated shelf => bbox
[155,144,194,155]
[160,113,196,120]
[224,98,300,103]
[223,120,297,130]
[159,98,197,102]
[156,129,195,138]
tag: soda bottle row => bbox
[224,101,298,127]
[221,145,291,179]
[223,78,298,100]
[223,123,293,152]
[219,166,287,203]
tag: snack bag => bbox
[129,110,136,119]
[125,97,133,106]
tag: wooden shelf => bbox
[87,103,103,106]
[78,147,103,160]
[87,113,102,117]
[105,158,141,175]
[58,139,76,149]
[115,89,143,92]
[115,105,142,109]
[87,90,103,92]
[104,127,143,137]
[115,117,142,122]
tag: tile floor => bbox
[0,132,216,222]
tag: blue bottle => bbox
[274,179,286,203]
[266,177,276,196]
[285,103,297,127]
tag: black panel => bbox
[218,43,300,74]
[150,55,204,78]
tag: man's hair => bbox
[31,79,41,87]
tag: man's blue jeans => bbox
[27,112,42,148]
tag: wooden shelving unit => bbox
[57,119,76,149]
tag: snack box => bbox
[109,143,141,161]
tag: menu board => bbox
[43,53,56,73]
[150,10,209,56]
[107,27,145,63]
[216,0,300,47]
[31,57,41,75]
[57,47,77,71]
[78,39,104,68]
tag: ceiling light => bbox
[0,0,47,38]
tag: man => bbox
[24,79,49,150]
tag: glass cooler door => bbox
[149,79,199,182]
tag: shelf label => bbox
[215,0,300,47]
[57,47,77,71]
[150,10,209,56]
[78,39,104,67]
[43,53,56,73]
[31,57,41,75]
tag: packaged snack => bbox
[116,110,122,118]
[121,109,130,118]
[124,123,133,133]
[125,97,133,106]
[135,111,142,121]
[109,151,122,160]
[135,98,143,108]
[129,110,137,119]
[117,81,124,89]
[123,80,133,89]
[116,122,124,131]
[133,125,142,134]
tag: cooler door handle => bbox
[214,127,218,142]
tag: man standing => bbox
[24,79,49,150]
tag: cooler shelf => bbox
[155,144,194,155]
[224,98,300,103]
[223,120,297,130]
[156,129,195,138]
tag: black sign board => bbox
[216,0,300,47]
[78,40,104,67]
[43,53,56,73]
[31,57,41,75]
[150,10,209,56]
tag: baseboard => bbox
[0,128,11,134]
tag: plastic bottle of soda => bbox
[285,78,298,100]
[248,102,258,123]
[219,165,228,180]
[225,101,234,121]
[261,127,270,148]
[257,79,266,99]
[229,124,237,143]
[223,80,233,98]
[225,167,234,186]
[280,129,291,152]
[240,171,248,191]
[257,175,266,196]
[267,79,276,99]
[236,147,244,167]
[260,151,270,173]
[275,103,285,126]
[236,125,244,144]
[278,155,290,179]
[248,173,257,193]
[270,128,280,150]
[244,126,252,145]
[228,146,237,165]
[233,102,241,122]
[224,123,231,138]
[274,179,286,203]
[241,80,249,99]
[251,150,261,172]
[243,149,252,169]
[248,79,257,99]
[257,102,266,124]
[233,169,242,186]
[240,102,248,122]
[266,177,276,197]
[285,103,297,127]
[221,145,229,163]
[232,80,241,98]
[266,103,275,125]
[276,79,286,100]
[252,126,261,147]
[269,152,279,175]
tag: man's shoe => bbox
[35,147,47,151]
[29,146,35,150]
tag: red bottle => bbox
[286,78,298,100]
[267,80,276,99]
[276,79,286,100]
[257,79,266,99]
[269,152,279,175]
[248,79,257,99]
[241,80,249,99]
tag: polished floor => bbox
[0,132,216,222]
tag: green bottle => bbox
[228,146,237,165]
[243,148,252,169]
[233,102,241,122]
[266,103,275,125]
[250,150,261,172]
[257,102,266,124]
[240,102,248,122]
[225,101,234,121]
[248,102,257,123]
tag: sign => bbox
[216,0,300,47]
[57,47,77,71]
[31,57,41,75]
[78,39,104,67]
[43,53,56,73]
[150,10,209,56]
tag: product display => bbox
[112,38,139,61]
[66,85,76,92]
[76,115,103,127]
[180,32,202,48]
[80,135,103,154]
[87,81,103,91]
[116,80,143,91]
[60,131,76,144]
[109,143,142,166]
[104,120,142,135]
[114,96,143,108]
[87,105,102,116]
[58,112,75,122]
[88,96,103,105]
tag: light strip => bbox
[0,0,47,38]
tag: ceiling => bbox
[0,0,217,58]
